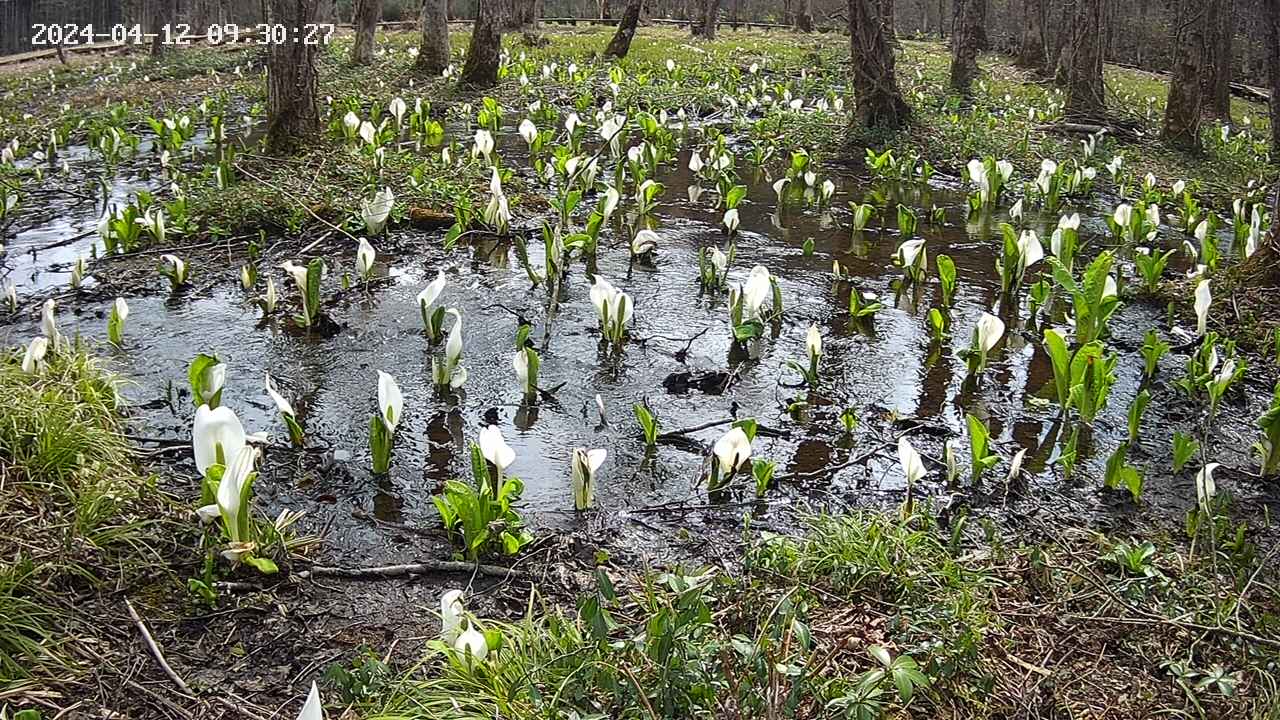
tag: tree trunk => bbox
[266,0,321,154]
[969,0,986,50]
[949,0,982,93]
[1202,0,1234,119]
[796,0,813,31]
[414,0,450,76]
[1015,0,1047,72]
[1064,0,1105,118]
[150,0,176,56]
[604,0,644,56]
[879,0,897,43]
[350,0,382,65]
[692,0,721,37]
[847,0,910,130]
[1162,0,1211,149]
[459,0,503,87]
[1268,0,1279,159]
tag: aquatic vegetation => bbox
[513,342,540,399]
[431,309,467,389]
[188,353,226,409]
[1133,246,1176,294]
[1140,330,1170,379]
[107,298,128,347]
[265,372,304,447]
[570,448,607,510]
[962,313,1004,377]
[1254,382,1280,477]
[21,336,48,374]
[589,275,633,345]
[936,255,957,308]
[1049,213,1081,272]
[1103,442,1143,502]
[996,224,1043,297]
[356,238,377,283]
[1194,280,1211,336]
[697,245,730,290]
[965,157,1013,210]
[158,253,190,290]
[1172,432,1200,473]
[897,436,925,509]
[710,423,753,490]
[1048,252,1118,345]
[1043,329,1117,424]
[369,371,403,474]
[965,414,999,484]
[634,402,659,448]
[417,270,448,343]
[787,324,823,387]
[432,439,531,559]
[282,258,325,329]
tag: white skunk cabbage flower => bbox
[742,265,773,320]
[377,370,403,433]
[440,589,465,643]
[472,128,495,161]
[571,448,607,510]
[518,118,538,147]
[1194,279,1211,336]
[389,97,407,127]
[975,312,1006,354]
[631,229,659,256]
[21,336,48,374]
[478,424,515,473]
[1195,463,1219,508]
[192,404,247,476]
[898,436,925,486]
[296,682,324,720]
[361,187,395,236]
[806,324,822,362]
[713,427,752,476]
[454,625,488,661]
[356,238,376,280]
[41,298,61,349]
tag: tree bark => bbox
[1015,0,1047,72]
[150,0,176,56]
[692,0,721,38]
[879,0,897,43]
[266,0,321,154]
[1202,0,1234,119]
[414,0,450,76]
[1063,0,1105,118]
[1268,0,1279,159]
[605,0,644,56]
[949,0,982,93]
[459,0,503,87]
[796,0,813,31]
[847,0,910,130]
[350,0,382,65]
[1162,0,1211,149]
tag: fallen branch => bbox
[125,598,196,698]
[298,561,525,581]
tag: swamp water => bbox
[4,130,1278,556]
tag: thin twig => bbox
[124,598,195,697]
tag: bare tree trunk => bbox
[691,0,721,37]
[414,0,450,76]
[150,0,176,56]
[350,0,382,64]
[460,0,503,87]
[969,0,986,49]
[266,0,321,154]
[1016,0,1047,72]
[1162,0,1212,149]
[879,0,897,43]
[796,0,813,31]
[847,0,910,130]
[1064,0,1105,118]
[949,0,982,93]
[605,0,644,56]
[1202,0,1234,119]
[1268,0,1279,159]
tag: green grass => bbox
[0,345,169,684]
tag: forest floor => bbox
[1,24,1279,720]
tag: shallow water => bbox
[4,129,1278,547]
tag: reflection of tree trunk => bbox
[350,0,381,64]
[847,0,910,130]
[949,0,982,93]
[414,0,450,76]
[1064,0,1104,118]
[1015,0,1047,72]
[604,0,643,56]
[460,0,502,87]
[266,0,321,154]
[1202,0,1234,119]
[796,0,813,31]
[1162,0,1211,149]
